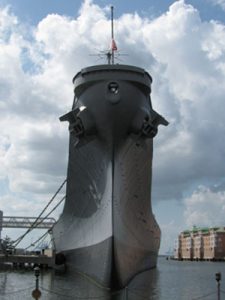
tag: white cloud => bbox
[147,1,225,202]
[184,186,225,227]
[0,0,225,247]
[210,0,225,10]
[0,6,18,34]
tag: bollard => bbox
[32,266,42,299]
[215,272,221,300]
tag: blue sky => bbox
[0,0,225,254]
[1,0,225,24]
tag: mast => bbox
[110,6,117,65]
[111,6,114,65]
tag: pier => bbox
[0,253,55,268]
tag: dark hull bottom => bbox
[51,265,159,300]
[63,238,112,288]
[60,237,158,289]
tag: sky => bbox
[0,0,225,254]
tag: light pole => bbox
[215,272,221,300]
[32,267,42,299]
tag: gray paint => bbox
[53,64,168,289]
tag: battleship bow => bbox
[53,64,168,288]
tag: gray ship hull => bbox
[52,65,167,288]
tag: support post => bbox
[32,267,42,299]
[124,286,128,300]
[215,272,221,300]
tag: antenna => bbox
[110,5,117,65]
[90,6,121,64]
[111,6,114,64]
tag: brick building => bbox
[180,231,193,260]
[192,230,203,260]
[174,227,225,261]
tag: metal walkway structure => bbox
[2,217,56,229]
[0,179,66,247]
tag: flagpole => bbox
[111,6,114,64]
